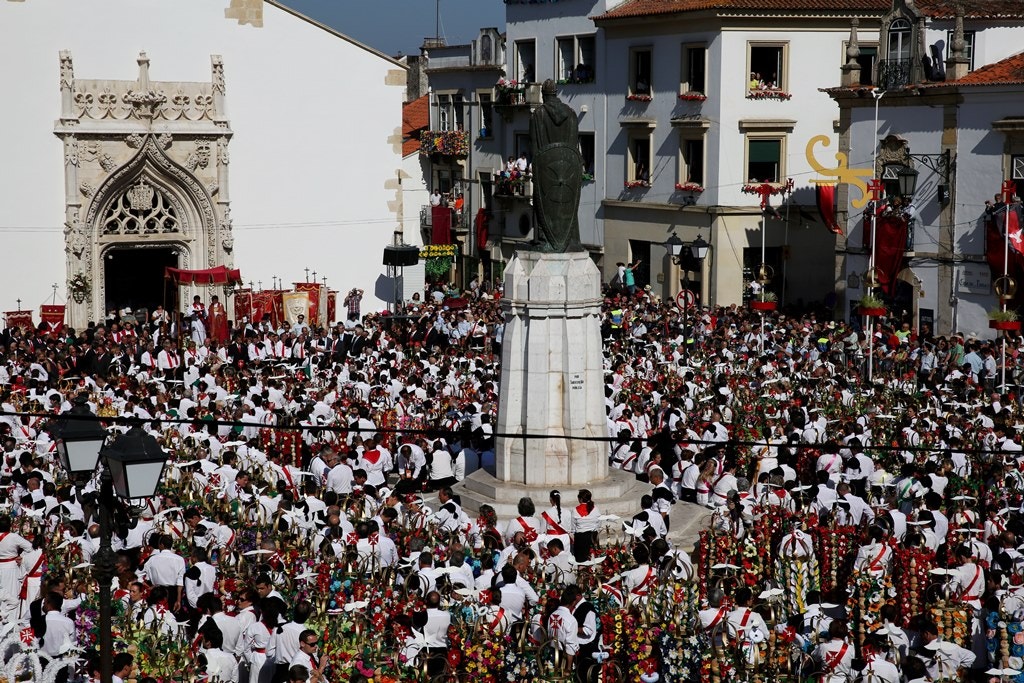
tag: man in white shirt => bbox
[183,546,217,610]
[201,627,239,683]
[142,535,186,609]
[40,592,77,659]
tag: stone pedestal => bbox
[496,250,607,486]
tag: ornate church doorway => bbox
[103,246,179,321]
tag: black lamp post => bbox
[897,165,919,199]
[54,414,166,683]
[666,232,710,357]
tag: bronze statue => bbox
[528,79,583,253]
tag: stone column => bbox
[495,251,607,487]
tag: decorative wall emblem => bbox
[185,141,212,171]
[127,179,155,211]
[104,179,180,235]
[79,182,95,198]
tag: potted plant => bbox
[989,308,1022,331]
[857,294,886,317]
[750,291,777,312]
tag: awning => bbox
[164,266,243,285]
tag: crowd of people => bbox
[0,278,1023,682]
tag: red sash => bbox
[516,517,539,543]
[631,567,656,596]
[541,511,568,536]
[705,606,727,631]
[575,503,590,517]
[621,452,640,471]
[958,565,982,602]
[19,553,44,600]
[867,545,888,572]
[488,607,506,633]
[824,643,849,672]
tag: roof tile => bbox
[402,95,430,158]
[954,51,1024,86]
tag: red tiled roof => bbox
[954,51,1024,86]
[402,95,430,157]
[595,0,887,21]
[915,0,1024,19]
[595,0,1024,20]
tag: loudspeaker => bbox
[383,245,420,267]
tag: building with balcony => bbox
[826,1,1024,336]
[419,29,507,285]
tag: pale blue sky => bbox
[279,0,506,57]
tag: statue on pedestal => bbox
[528,79,583,253]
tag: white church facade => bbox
[0,0,408,327]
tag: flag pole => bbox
[1002,179,1015,391]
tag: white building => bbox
[0,0,407,327]
[827,1,1024,336]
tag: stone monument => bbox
[456,81,646,516]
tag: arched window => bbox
[888,18,912,62]
[101,179,180,234]
[481,34,492,63]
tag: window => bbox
[680,137,705,185]
[436,94,451,131]
[481,34,493,63]
[946,29,975,71]
[856,45,878,86]
[515,40,537,83]
[515,133,531,163]
[102,179,180,234]
[888,18,911,62]
[630,47,653,96]
[628,133,652,184]
[436,169,462,195]
[747,138,783,183]
[556,35,596,83]
[682,45,707,95]
[578,133,595,175]
[1013,155,1024,180]
[479,92,493,136]
[452,93,465,130]
[748,44,787,90]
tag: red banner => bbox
[4,311,33,332]
[431,206,452,245]
[327,291,337,325]
[875,216,909,296]
[294,283,320,327]
[39,305,65,335]
[233,289,253,323]
[815,184,843,235]
[251,291,285,328]
[475,208,490,250]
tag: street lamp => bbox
[896,164,919,199]
[666,231,710,356]
[53,414,166,683]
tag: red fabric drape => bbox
[327,291,337,325]
[293,283,321,327]
[39,305,65,334]
[475,208,489,250]
[164,266,242,285]
[233,289,252,323]
[4,311,33,332]
[815,184,843,235]
[431,206,452,245]
[986,208,1024,311]
[874,216,909,296]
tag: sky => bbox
[279,0,506,57]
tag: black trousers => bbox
[573,530,597,563]
[575,642,600,683]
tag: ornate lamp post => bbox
[53,409,167,683]
[666,232,709,357]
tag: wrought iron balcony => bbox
[877,59,914,90]
[493,173,532,199]
[420,205,469,232]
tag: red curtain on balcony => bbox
[431,206,452,245]
[874,215,908,296]
[475,208,489,251]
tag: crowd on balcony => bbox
[494,153,531,197]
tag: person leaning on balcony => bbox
[429,189,441,207]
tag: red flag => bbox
[4,310,33,332]
[1006,204,1024,256]
[327,290,337,324]
[815,184,843,235]
[431,206,452,245]
[233,289,253,322]
[39,304,65,334]
[874,216,909,296]
[475,208,489,251]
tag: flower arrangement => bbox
[624,180,650,189]
[419,130,470,157]
[675,182,704,193]
[495,77,522,93]
[989,308,1019,322]
[678,92,707,102]
[746,89,792,100]
[858,294,886,317]
[420,244,458,259]
[741,182,792,197]
[627,93,653,102]
[750,291,777,312]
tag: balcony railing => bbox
[419,130,470,157]
[877,59,914,90]
[493,172,533,199]
[420,205,468,231]
[494,83,542,107]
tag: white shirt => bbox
[143,549,186,587]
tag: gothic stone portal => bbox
[55,51,235,328]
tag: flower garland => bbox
[675,182,705,193]
[627,93,653,102]
[746,89,792,100]
[419,129,470,157]
[624,180,650,189]
[814,524,859,594]
[678,92,707,102]
[892,546,935,625]
[931,603,971,648]
[419,244,457,259]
